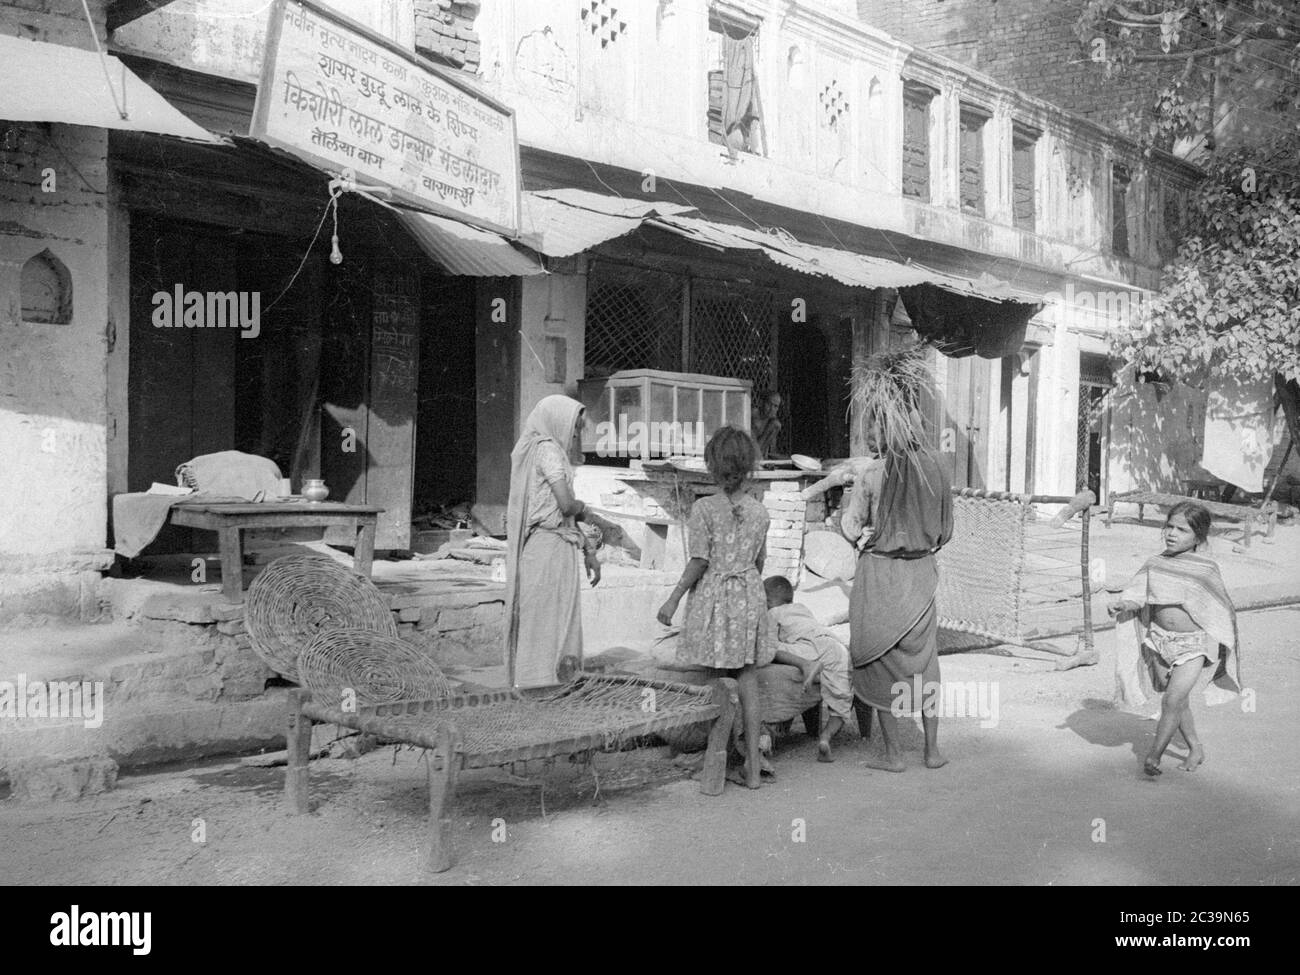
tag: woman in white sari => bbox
[504,395,602,689]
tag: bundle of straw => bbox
[850,346,934,456]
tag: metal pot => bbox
[302,478,330,503]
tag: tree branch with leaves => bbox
[1107,138,1300,455]
[1074,0,1300,152]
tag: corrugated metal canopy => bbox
[520,189,697,258]
[397,209,545,277]
[519,189,1043,306]
[532,188,698,219]
[650,214,937,290]
[0,34,220,142]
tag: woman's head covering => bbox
[503,394,585,686]
[512,395,585,469]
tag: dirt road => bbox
[3,605,1296,885]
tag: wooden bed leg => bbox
[285,689,313,814]
[700,678,738,796]
[801,703,822,739]
[853,694,874,740]
[427,724,460,874]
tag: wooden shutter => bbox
[1012,125,1038,231]
[901,86,933,201]
[959,107,987,215]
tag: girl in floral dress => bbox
[657,425,772,789]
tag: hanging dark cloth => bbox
[721,30,765,155]
[900,283,1041,359]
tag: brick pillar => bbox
[762,481,806,587]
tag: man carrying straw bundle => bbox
[840,348,954,771]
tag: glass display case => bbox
[578,369,752,460]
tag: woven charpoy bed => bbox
[285,674,736,872]
[936,488,1098,667]
[1105,490,1276,547]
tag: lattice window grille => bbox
[820,80,848,130]
[1076,382,1110,494]
[583,262,684,377]
[581,0,626,47]
[689,285,774,395]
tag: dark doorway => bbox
[775,310,853,461]
[1077,353,1113,502]
[413,275,477,517]
[127,216,322,553]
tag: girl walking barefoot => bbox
[657,426,772,790]
[1108,502,1243,776]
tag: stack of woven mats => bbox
[245,555,451,705]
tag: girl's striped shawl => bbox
[1120,551,1242,695]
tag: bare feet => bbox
[863,752,906,772]
[726,766,762,790]
[924,749,949,769]
[1143,753,1163,776]
[817,739,834,763]
[1179,745,1205,772]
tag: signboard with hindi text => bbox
[251,0,520,236]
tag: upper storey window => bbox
[1012,123,1039,232]
[901,80,936,202]
[1112,164,1131,258]
[707,6,765,156]
[959,104,989,215]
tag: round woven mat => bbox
[297,628,451,706]
[244,556,396,681]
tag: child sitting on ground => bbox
[763,576,854,763]
[1107,501,1242,776]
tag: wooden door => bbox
[127,217,237,553]
[366,269,420,549]
[319,261,420,551]
[931,353,989,490]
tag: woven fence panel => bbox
[584,262,683,376]
[689,284,773,394]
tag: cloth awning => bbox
[0,34,220,143]
[899,284,1042,359]
[397,209,545,277]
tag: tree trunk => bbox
[1277,375,1300,457]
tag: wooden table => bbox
[171,501,384,603]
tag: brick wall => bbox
[857,0,1179,141]
[414,0,481,72]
